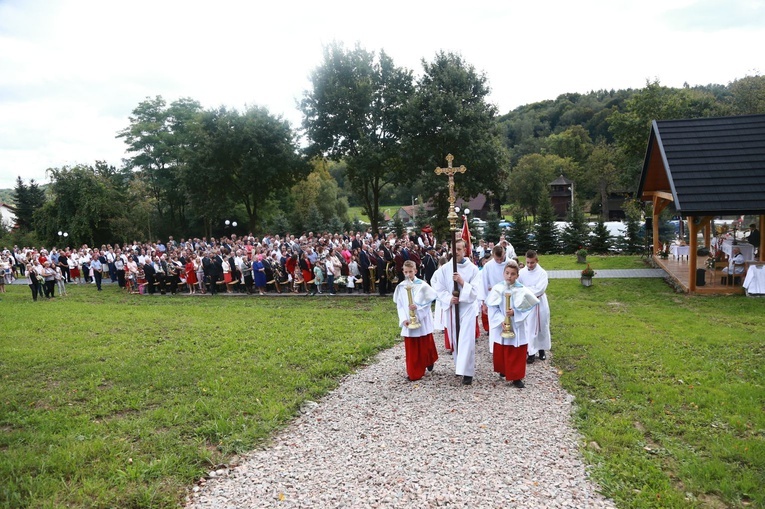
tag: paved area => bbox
[548,268,666,279]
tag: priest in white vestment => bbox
[431,240,482,385]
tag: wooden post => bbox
[653,198,661,256]
[689,216,698,292]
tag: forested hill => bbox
[497,83,734,167]
[0,189,15,204]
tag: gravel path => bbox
[186,334,616,508]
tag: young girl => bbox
[55,264,67,296]
[486,261,539,388]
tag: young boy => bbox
[486,261,539,388]
[393,260,438,381]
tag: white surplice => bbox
[479,258,507,353]
[392,277,437,337]
[486,281,539,347]
[518,264,551,356]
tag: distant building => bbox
[549,175,573,219]
[0,202,16,229]
[454,193,500,220]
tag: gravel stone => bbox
[186,334,616,508]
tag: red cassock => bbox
[493,343,528,381]
[404,333,439,381]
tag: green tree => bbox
[534,192,559,254]
[728,74,765,114]
[506,210,532,256]
[118,96,203,234]
[623,199,645,254]
[291,158,348,230]
[404,51,510,239]
[484,211,502,244]
[608,80,727,187]
[589,216,612,254]
[301,43,413,234]
[508,154,575,218]
[585,140,623,219]
[35,162,130,246]
[12,177,46,232]
[191,105,306,233]
[560,201,590,254]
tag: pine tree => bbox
[507,210,531,255]
[589,216,612,254]
[534,193,559,254]
[484,211,502,245]
[12,176,31,231]
[560,201,590,254]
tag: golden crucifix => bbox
[434,154,467,231]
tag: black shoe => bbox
[538,350,546,360]
[427,364,434,372]
[462,376,473,385]
[499,373,505,379]
[527,355,536,364]
[512,380,525,388]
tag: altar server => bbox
[393,261,438,381]
[518,250,551,363]
[486,261,539,388]
[479,245,507,353]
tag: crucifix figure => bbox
[434,154,468,359]
[434,153,467,232]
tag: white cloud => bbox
[1,0,763,189]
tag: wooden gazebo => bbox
[638,114,765,293]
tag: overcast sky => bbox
[1,0,763,191]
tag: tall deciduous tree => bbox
[404,51,510,238]
[728,74,765,114]
[190,106,306,233]
[35,162,131,246]
[118,96,203,234]
[301,43,414,234]
[508,154,576,218]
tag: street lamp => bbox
[412,196,418,224]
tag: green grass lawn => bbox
[552,279,765,508]
[535,254,649,271]
[1,274,763,508]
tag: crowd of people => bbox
[3,226,552,386]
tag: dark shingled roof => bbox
[638,114,765,215]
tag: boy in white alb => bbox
[518,250,550,363]
[393,260,438,381]
[486,261,539,388]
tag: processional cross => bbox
[434,154,467,232]
[434,153,468,351]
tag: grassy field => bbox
[533,254,648,271]
[552,279,765,508]
[1,274,763,508]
